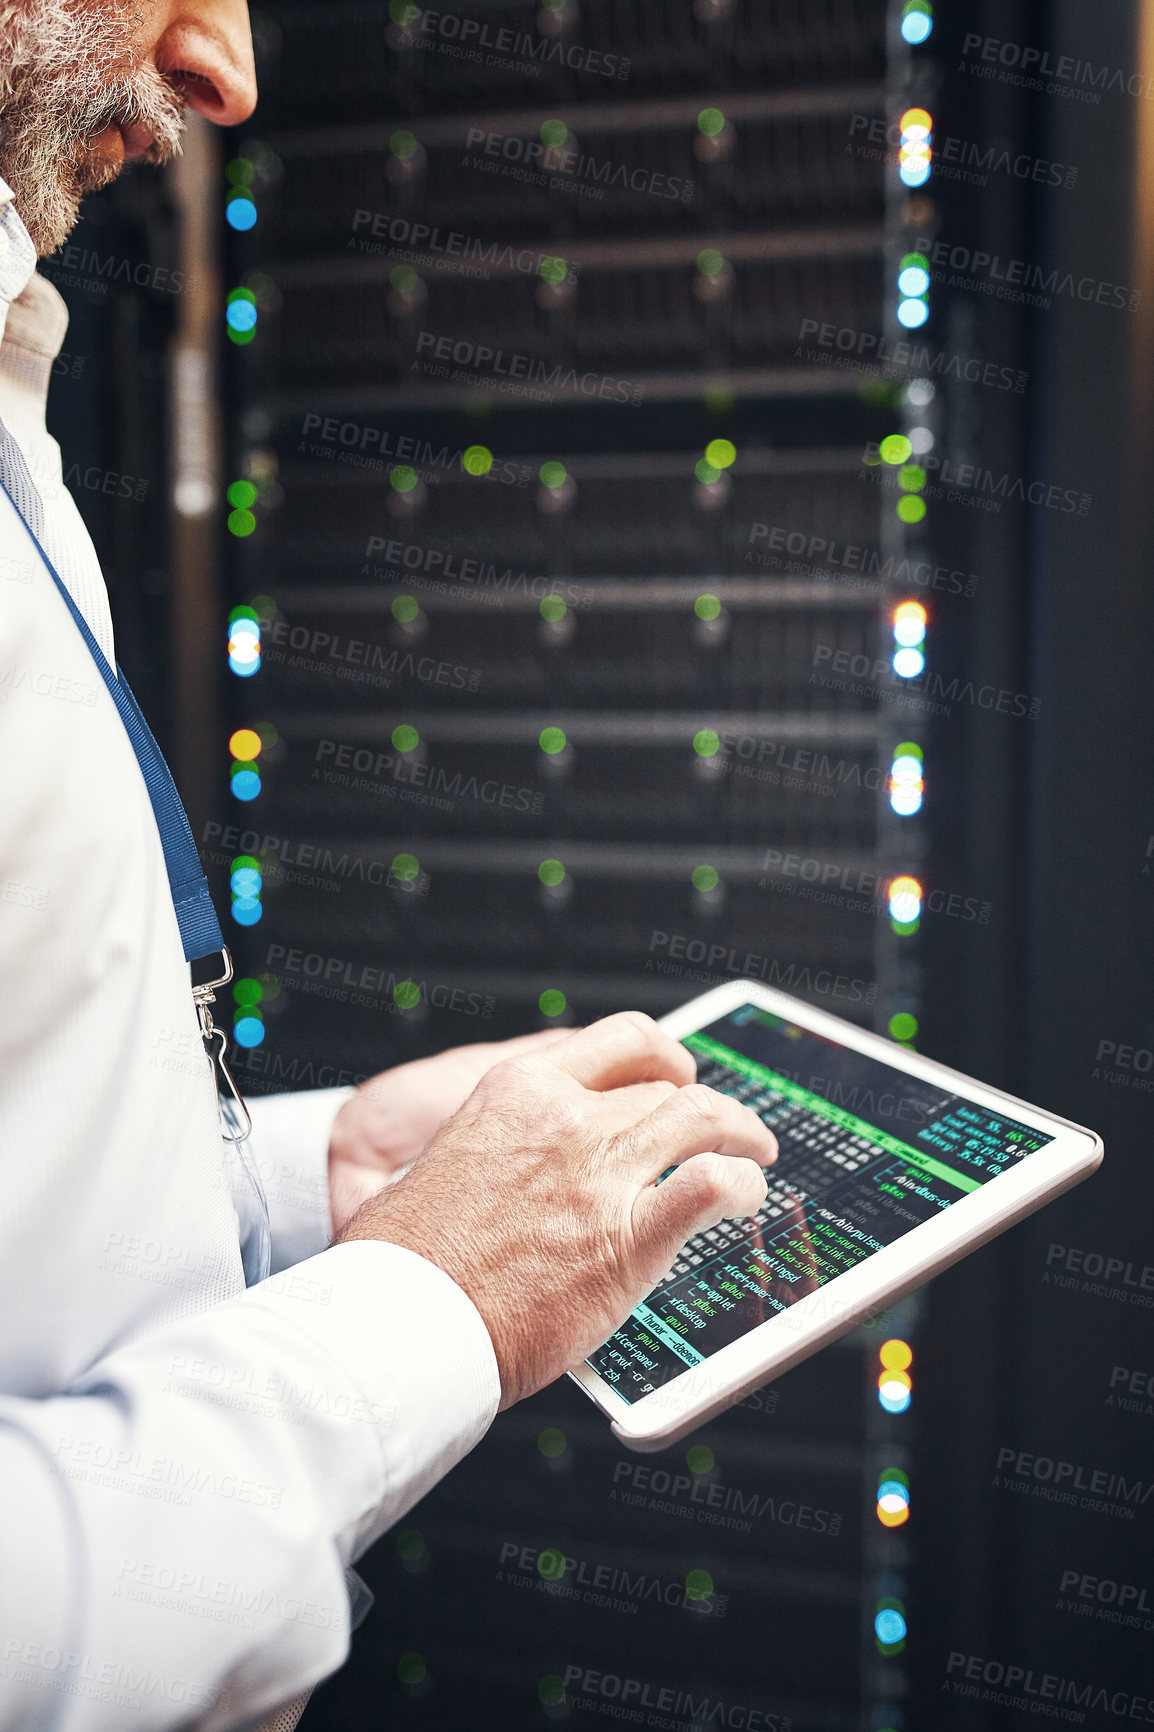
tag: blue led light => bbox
[230,867,262,898]
[878,1480,910,1506]
[231,897,263,926]
[226,300,258,333]
[233,1015,265,1047]
[893,647,925,679]
[898,265,931,298]
[897,298,929,329]
[229,655,260,678]
[899,157,931,188]
[231,769,262,802]
[890,785,924,817]
[901,12,933,43]
[875,1609,908,1645]
[226,198,257,232]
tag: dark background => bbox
[46,1,1153,1728]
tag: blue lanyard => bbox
[0,477,224,965]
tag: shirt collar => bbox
[0,177,70,404]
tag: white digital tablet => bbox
[570,980,1103,1451]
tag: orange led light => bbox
[879,1338,913,1371]
[229,728,262,761]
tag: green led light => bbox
[257,972,280,1000]
[539,594,567,622]
[391,852,419,881]
[696,247,725,276]
[228,605,259,623]
[879,434,913,465]
[693,728,720,757]
[704,438,736,469]
[393,980,421,1009]
[389,465,418,493]
[538,1547,566,1580]
[538,858,565,887]
[390,264,418,293]
[231,854,260,872]
[539,989,567,1017]
[538,1427,566,1457]
[895,740,923,761]
[389,0,420,21]
[901,251,929,272]
[392,724,419,753]
[226,327,256,348]
[539,726,566,754]
[539,255,568,284]
[540,118,568,148]
[685,1569,714,1600]
[389,129,418,160]
[695,458,721,485]
[227,479,258,510]
[539,1676,566,1708]
[898,464,927,492]
[695,593,721,621]
[226,286,256,306]
[395,1528,425,1561]
[692,864,719,893]
[687,1444,714,1474]
[539,460,567,489]
[391,594,420,623]
[697,107,725,136]
[397,1653,425,1685]
[227,508,256,538]
[225,158,254,187]
[892,916,920,937]
[461,444,493,476]
[897,495,927,523]
[233,977,263,1007]
[889,1012,919,1042]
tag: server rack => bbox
[211,4,926,1727]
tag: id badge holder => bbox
[194,949,272,1286]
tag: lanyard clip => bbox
[192,947,252,1144]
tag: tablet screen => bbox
[586,1003,1054,1403]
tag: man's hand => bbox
[327,1029,574,1233]
[334,1012,776,1408]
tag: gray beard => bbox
[0,0,186,256]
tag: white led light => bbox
[893,647,925,679]
[908,425,934,454]
[897,298,929,329]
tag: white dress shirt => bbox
[0,179,500,1730]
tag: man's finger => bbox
[614,1082,777,1179]
[541,1011,697,1092]
[588,1080,679,1136]
[631,1152,769,1267]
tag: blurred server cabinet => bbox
[213,3,919,1729]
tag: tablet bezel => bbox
[568,979,1103,1451]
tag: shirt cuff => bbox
[247,1086,356,1273]
[249,1239,502,1556]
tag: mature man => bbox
[0,3,774,1727]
